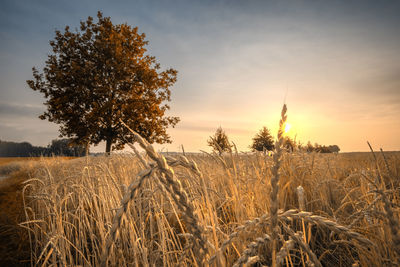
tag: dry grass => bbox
[0,157,75,177]
[0,157,75,166]
[0,157,35,166]
[1,109,400,266]
[0,157,76,266]
[0,169,33,266]
[5,149,400,266]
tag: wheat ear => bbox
[270,104,287,267]
[280,209,375,247]
[281,223,322,267]
[208,213,270,264]
[232,234,271,267]
[120,120,209,265]
[128,143,149,168]
[366,144,400,257]
[100,166,156,267]
[296,186,305,211]
[276,237,295,267]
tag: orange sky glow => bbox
[1,1,399,153]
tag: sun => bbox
[284,123,291,133]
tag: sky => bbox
[0,0,399,152]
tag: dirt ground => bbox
[0,170,32,266]
[0,157,76,266]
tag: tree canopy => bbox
[27,12,179,153]
[250,126,274,153]
[207,127,232,156]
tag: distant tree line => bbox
[301,142,340,153]
[207,126,340,155]
[0,139,87,157]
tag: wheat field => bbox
[1,109,399,266]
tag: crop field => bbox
[0,157,77,163]
[0,157,41,167]
[0,141,399,266]
[3,1,400,266]
[0,157,76,179]
[0,157,77,266]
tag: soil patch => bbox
[0,171,32,266]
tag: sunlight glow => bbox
[284,123,291,133]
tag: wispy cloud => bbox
[0,102,44,117]
[0,117,58,145]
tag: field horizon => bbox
[1,141,399,266]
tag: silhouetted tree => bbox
[283,136,296,152]
[305,141,314,152]
[328,145,340,153]
[27,12,179,154]
[48,139,86,156]
[305,143,340,153]
[208,127,232,156]
[251,126,274,153]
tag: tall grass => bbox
[15,106,400,266]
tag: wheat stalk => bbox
[281,223,322,267]
[100,166,156,267]
[208,213,270,264]
[270,104,287,267]
[276,237,295,267]
[296,186,305,211]
[366,144,400,258]
[120,119,209,266]
[280,209,375,247]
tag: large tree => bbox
[27,12,179,153]
[250,126,274,153]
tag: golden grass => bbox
[0,157,77,266]
[0,157,30,166]
[5,149,396,266]
[0,157,76,165]
[1,115,399,266]
[0,169,33,266]
[7,149,397,267]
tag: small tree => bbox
[251,126,274,153]
[328,145,340,153]
[208,127,232,156]
[27,12,179,153]
[305,141,314,152]
[283,136,296,152]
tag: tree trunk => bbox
[85,142,89,156]
[105,138,112,155]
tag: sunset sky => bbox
[1,0,399,152]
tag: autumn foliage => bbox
[27,12,179,153]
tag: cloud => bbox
[0,119,58,145]
[0,105,58,146]
[175,120,256,136]
[352,69,400,102]
[0,102,44,117]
